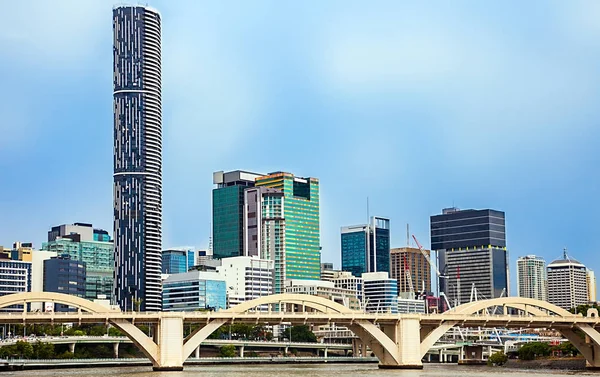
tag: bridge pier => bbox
[195,346,200,358]
[68,343,75,354]
[240,345,244,358]
[113,343,119,358]
[152,315,184,371]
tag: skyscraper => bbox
[430,208,508,306]
[213,170,263,259]
[516,255,547,301]
[113,5,162,311]
[341,217,390,277]
[390,247,431,296]
[252,172,321,292]
[547,250,588,310]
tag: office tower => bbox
[113,5,163,311]
[43,255,86,312]
[242,186,282,258]
[30,250,57,311]
[252,172,321,292]
[362,272,398,313]
[516,255,547,301]
[213,170,263,259]
[547,250,588,310]
[390,247,431,296]
[216,256,274,308]
[341,217,391,277]
[0,251,31,312]
[588,270,597,302]
[162,248,196,274]
[42,223,114,301]
[162,271,226,311]
[431,208,508,306]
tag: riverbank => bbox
[505,358,586,370]
[0,356,379,371]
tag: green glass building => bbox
[255,172,320,288]
[212,170,263,259]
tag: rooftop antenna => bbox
[563,247,568,260]
[406,223,410,247]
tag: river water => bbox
[5,364,596,377]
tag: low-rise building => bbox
[362,272,398,314]
[217,256,274,308]
[162,271,226,312]
[0,255,32,312]
[162,247,196,274]
[285,279,361,310]
[397,297,426,313]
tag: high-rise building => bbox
[43,255,86,312]
[362,272,398,313]
[547,250,588,310]
[113,5,163,312]
[42,223,113,301]
[341,217,390,277]
[251,172,321,292]
[431,207,508,306]
[213,170,264,260]
[390,247,431,296]
[0,253,31,312]
[243,186,283,259]
[162,271,226,312]
[516,255,547,301]
[161,248,196,274]
[216,256,274,308]
[588,270,597,303]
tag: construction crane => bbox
[412,235,452,309]
[403,253,415,299]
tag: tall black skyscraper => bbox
[430,208,508,306]
[113,5,162,311]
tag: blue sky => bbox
[1,1,599,294]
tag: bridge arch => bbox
[0,292,115,313]
[420,296,600,368]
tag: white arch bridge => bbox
[0,293,599,371]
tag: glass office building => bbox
[430,208,508,306]
[113,5,163,311]
[162,248,196,274]
[362,272,398,313]
[212,171,263,259]
[341,217,390,277]
[43,255,86,312]
[162,271,226,311]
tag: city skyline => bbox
[1,0,600,297]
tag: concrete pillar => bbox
[439,349,443,363]
[284,346,289,355]
[153,315,184,371]
[324,348,328,358]
[195,346,200,359]
[427,353,431,362]
[361,342,367,358]
[113,343,119,358]
[68,343,75,354]
[240,346,245,358]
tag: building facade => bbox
[390,247,431,296]
[547,251,589,310]
[285,279,361,311]
[213,170,263,259]
[362,272,398,314]
[588,270,597,303]
[0,258,31,312]
[516,255,547,301]
[162,271,226,312]
[43,255,86,312]
[250,172,320,292]
[216,256,274,308]
[341,217,390,277]
[431,208,508,306]
[162,248,196,274]
[330,271,363,304]
[113,5,163,311]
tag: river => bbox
[5,364,597,377]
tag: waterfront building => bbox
[0,255,31,312]
[216,256,273,308]
[431,207,508,306]
[390,247,431,296]
[362,272,398,314]
[341,217,390,277]
[113,5,163,311]
[162,248,196,274]
[516,255,547,301]
[42,223,113,301]
[588,270,597,303]
[285,279,361,310]
[213,170,263,259]
[162,271,226,312]
[547,250,588,310]
[245,172,320,293]
[43,255,86,312]
[397,297,426,314]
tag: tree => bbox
[133,298,143,312]
[518,342,551,360]
[14,341,33,359]
[219,345,236,358]
[553,341,579,357]
[488,351,508,366]
[283,325,317,343]
[32,341,54,359]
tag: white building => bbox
[547,251,588,310]
[588,270,597,303]
[362,272,398,314]
[285,279,360,310]
[217,256,274,308]
[31,250,57,311]
[330,271,363,304]
[516,255,547,301]
[397,297,426,314]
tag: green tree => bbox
[488,351,508,366]
[553,341,579,357]
[219,345,236,358]
[32,341,54,359]
[14,341,33,359]
[518,342,551,360]
[283,325,317,343]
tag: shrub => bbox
[488,351,508,366]
[219,345,236,358]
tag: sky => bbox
[1,0,599,295]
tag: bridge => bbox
[0,292,598,371]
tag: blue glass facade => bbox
[341,229,368,277]
[363,273,398,314]
[341,217,390,277]
[113,6,163,312]
[43,255,86,312]
[162,271,226,311]
[162,249,196,274]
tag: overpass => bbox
[0,292,598,371]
